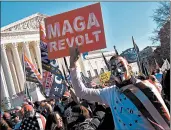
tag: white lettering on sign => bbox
[58,39,66,50]
[47,22,60,39]
[47,12,100,40]
[92,30,101,42]
[49,41,58,52]
[73,16,86,32]
[85,33,93,44]
[62,20,74,36]
[66,37,74,47]
[48,30,101,52]
[87,13,100,29]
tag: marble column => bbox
[1,65,12,110]
[6,48,21,93]
[24,42,33,63]
[1,44,16,97]
[33,41,42,74]
[11,43,25,91]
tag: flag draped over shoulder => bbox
[40,23,66,98]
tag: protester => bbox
[19,104,46,130]
[14,106,23,120]
[45,112,65,130]
[3,112,15,129]
[69,46,170,130]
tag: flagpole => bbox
[63,57,70,74]
[132,36,142,74]
[101,52,110,71]
[113,46,119,56]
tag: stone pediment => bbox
[1,13,48,33]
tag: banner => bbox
[99,71,111,83]
[40,23,66,98]
[24,54,42,84]
[45,3,106,59]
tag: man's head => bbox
[40,101,46,107]
[62,91,72,106]
[3,112,11,120]
[109,56,131,83]
[23,104,35,118]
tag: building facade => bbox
[1,13,48,109]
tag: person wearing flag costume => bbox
[69,47,170,130]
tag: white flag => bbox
[161,59,170,72]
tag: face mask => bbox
[110,58,128,83]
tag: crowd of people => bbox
[0,47,170,130]
[0,89,115,130]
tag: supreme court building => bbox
[1,13,48,109]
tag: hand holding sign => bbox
[69,46,80,68]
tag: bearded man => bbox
[69,47,170,130]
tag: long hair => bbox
[45,112,65,130]
[45,112,55,130]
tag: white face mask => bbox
[109,58,127,83]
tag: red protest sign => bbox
[45,3,106,59]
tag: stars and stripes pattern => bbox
[119,80,170,129]
[19,113,46,130]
